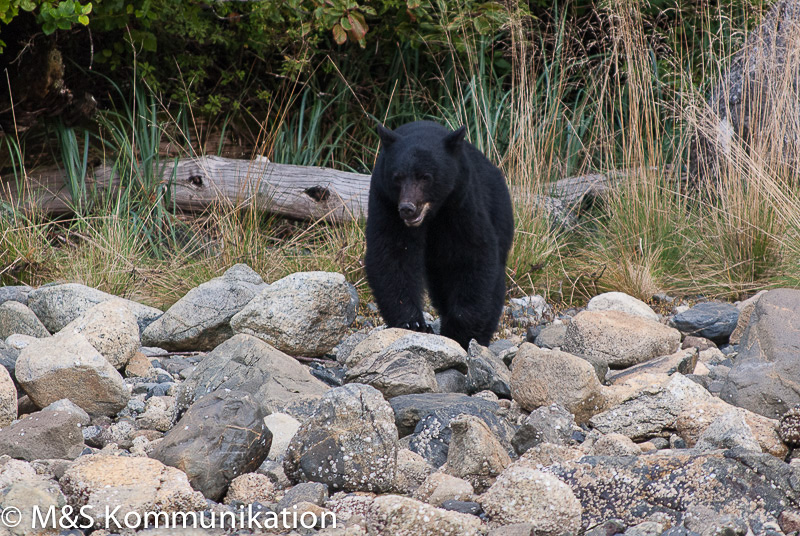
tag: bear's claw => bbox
[399,320,433,334]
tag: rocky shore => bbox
[0,266,799,535]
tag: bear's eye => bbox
[420,173,433,182]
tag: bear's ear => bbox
[377,124,399,148]
[444,125,467,151]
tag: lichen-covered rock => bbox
[480,464,581,533]
[284,384,398,493]
[587,292,659,321]
[176,334,329,414]
[563,310,681,367]
[151,389,271,501]
[142,264,266,351]
[59,298,140,369]
[15,331,129,416]
[389,393,501,437]
[547,448,800,530]
[223,473,277,505]
[60,453,206,528]
[0,300,50,339]
[510,343,605,423]
[443,415,510,493]
[27,283,162,333]
[231,271,357,357]
[135,395,177,432]
[366,495,485,536]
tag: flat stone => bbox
[0,475,66,536]
[141,263,267,351]
[443,414,510,492]
[435,369,469,394]
[388,393,500,437]
[413,472,474,506]
[345,348,438,398]
[223,473,277,505]
[606,348,698,385]
[512,403,575,455]
[263,412,301,462]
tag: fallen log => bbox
[2,155,636,223]
[1,155,371,223]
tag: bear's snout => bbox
[399,202,431,227]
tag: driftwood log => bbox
[1,156,371,223]
[2,155,627,222]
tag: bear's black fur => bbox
[365,121,514,349]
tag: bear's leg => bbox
[437,268,505,349]
[366,208,430,332]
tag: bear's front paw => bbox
[399,320,433,334]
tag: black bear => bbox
[365,120,514,349]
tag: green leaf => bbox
[78,14,88,24]
[57,18,72,29]
[339,16,351,31]
[20,0,36,11]
[42,21,56,34]
[82,3,92,14]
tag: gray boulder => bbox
[27,283,162,333]
[0,399,88,460]
[283,383,398,492]
[671,302,739,343]
[141,263,266,351]
[563,310,681,368]
[15,331,129,416]
[151,389,271,501]
[0,301,49,339]
[176,333,329,414]
[534,323,567,349]
[721,288,800,418]
[231,271,357,357]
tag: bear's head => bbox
[374,122,467,227]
